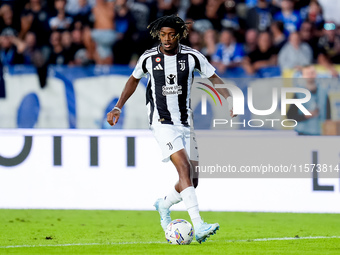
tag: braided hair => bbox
[147,15,190,40]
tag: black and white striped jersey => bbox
[132,44,215,126]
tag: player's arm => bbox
[107,75,141,126]
[196,51,235,117]
[208,73,236,117]
[208,73,230,99]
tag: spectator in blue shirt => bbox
[246,0,279,31]
[211,29,245,74]
[113,0,136,65]
[274,0,302,36]
[0,28,24,65]
[220,0,241,32]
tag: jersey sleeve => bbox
[132,55,148,79]
[194,52,216,78]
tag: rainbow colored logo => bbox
[196,82,223,106]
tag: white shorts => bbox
[151,124,199,162]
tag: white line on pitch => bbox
[1,236,340,249]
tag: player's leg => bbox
[172,151,219,243]
[186,126,199,188]
[172,160,198,190]
[154,180,182,231]
[180,128,219,243]
[170,149,192,191]
[171,151,201,225]
[172,160,198,192]
[162,181,182,207]
[170,128,203,229]
[166,159,198,212]
[154,149,190,231]
[190,160,199,188]
[153,126,184,231]
[153,125,219,241]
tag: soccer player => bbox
[107,15,235,243]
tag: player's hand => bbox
[107,109,120,126]
[227,97,237,118]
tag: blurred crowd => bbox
[0,0,340,76]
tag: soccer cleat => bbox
[195,222,220,243]
[154,198,171,232]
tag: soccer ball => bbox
[165,219,194,245]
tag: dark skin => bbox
[107,27,235,192]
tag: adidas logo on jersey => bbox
[154,64,163,70]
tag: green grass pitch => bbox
[1,209,340,254]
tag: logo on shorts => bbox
[166,142,173,150]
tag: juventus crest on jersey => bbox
[132,44,216,127]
